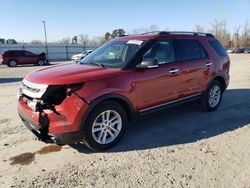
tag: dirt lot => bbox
[0,55,250,188]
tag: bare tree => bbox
[57,37,71,45]
[194,25,205,32]
[91,36,104,46]
[78,34,89,45]
[130,24,160,34]
[210,19,231,47]
[234,25,241,47]
[30,40,43,44]
[241,20,250,47]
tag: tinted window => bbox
[175,39,207,61]
[143,40,175,64]
[25,51,35,56]
[14,51,24,56]
[208,40,227,56]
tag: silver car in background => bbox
[71,50,93,62]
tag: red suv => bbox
[1,50,48,67]
[18,31,230,150]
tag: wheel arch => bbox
[8,59,18,66]
[212,75,226,92]
[81,93,136,130]
[8,58,18,63]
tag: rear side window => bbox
[25,51,35,56]
[175,39,207,61]
[14,51,24,56]
[208,40,227,56]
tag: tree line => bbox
[0,38,18,44]
[194,19,250,48]
[1,19,250,48]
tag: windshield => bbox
[80,39,147,69]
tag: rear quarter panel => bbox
[201,37,230,87]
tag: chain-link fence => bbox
[0,44,98,61]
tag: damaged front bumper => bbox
[18,94,89,145]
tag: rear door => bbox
[174,39,210,97]
[24,51,37,64]
[135,40,182,110]
[14,51,25,63]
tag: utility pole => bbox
[41,21,49,60]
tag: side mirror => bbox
[136,58,159,69]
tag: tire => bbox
[7,60,17,67]
[36,59,45,66]
[201,80,223,111]
[82,101,128,151]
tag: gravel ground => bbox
[0,55,250,187]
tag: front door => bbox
[135,40,182,110]
[23,51,36,64]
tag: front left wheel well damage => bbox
[81,94,136,127]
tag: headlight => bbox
[20,79,48,98]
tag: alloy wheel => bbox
[10,60,17,67]
[92,110,122,144]
[208,85,221,108]
[37,60,45,66]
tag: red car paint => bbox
[18,95,89,134]
[25,63,122,85]
[18,32,230,145]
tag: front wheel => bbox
[36,59,46,66]
[82,101,127,151]
[201,80,223,111]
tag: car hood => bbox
[25,63,121,85]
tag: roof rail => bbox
[140,31,163,35]
[141,31,214,37]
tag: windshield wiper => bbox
[90,61,105,68]
[80,61,105,68]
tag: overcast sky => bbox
[0,0,250,42]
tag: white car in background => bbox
[226,48,234,53]
[71,50,93,62]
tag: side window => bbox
[143,40,175,64]
[208,40,227,57]
[25,51,35,56]
[175,39,207,61]
[14,51,24,57]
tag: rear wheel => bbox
[82,101,127,151]
[201,80,223,111]
[8,60,17,67]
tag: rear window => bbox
[175,39,207,61]
[2,51,10,55]
[208,40,227,57]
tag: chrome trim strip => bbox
[23,79,48,90]
[139,93,202,112]
[21,79,48,99]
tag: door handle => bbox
[206,62,213,67]
[169,68,179,74]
